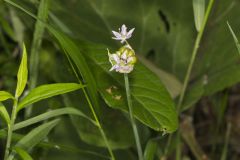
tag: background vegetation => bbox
[0,0,240,159]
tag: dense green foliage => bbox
[0,0,240,159]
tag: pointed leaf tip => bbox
[15,43,28,98]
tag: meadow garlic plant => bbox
[108,25,143,160]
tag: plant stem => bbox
[26,0,49,118]
[4,99,18,160]
[124,73,143,160]
[177,0,215,111]
[83,88,115,160]
[65,53,115,160]
[164,0,215,157]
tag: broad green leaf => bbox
[138,56,182,98]
[51,52,135,149]
[80,43,178,133]
[61,94,134,149]
[50,0,240,112]
[193,0,205,32]
[47,27,101,113]
[15,119,59,150]
[144,140,158,160]
[0,91,15,102]
[17,83,84,111]
[227,22,240,54]
[14,147,33,160]
[15,43,28,98]
[14,107,96,130]
[0,102,10,126]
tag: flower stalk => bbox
[109,24,143,159]
[124,73,143,160]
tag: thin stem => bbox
[164,0,215,157]
[124,73,143,160]
[177,0,215,111]
[65,53,115,160]
[4,99,18,160]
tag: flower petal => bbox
[126,28,135,38]
[121,51,128,60]
[112,31,121,38]
[112,54,120,63]
[109,65,117,71]
[121,24,127,35]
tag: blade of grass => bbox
[26,0,50,118]
[14,107,96,130]
[220,123,231,160]
[227,22,240,54]
[165,0,215,157]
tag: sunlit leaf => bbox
[17,83,85,111]
[14,147,33,160]
[15,43,28,98]
[14,107,96,130]
[0,91,15,102]
[0,102,10,126]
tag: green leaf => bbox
[193,0,205,32]
[47,27,101,113]
[15,43,28,98]
[144,140,158,160]
[29,0,50,89]
[137,56,182,98]
[15,119,59,150]
[50,0,240,112]
[9,8,25,44]
[17,83,84,111]
[80,43,178,133]
[14,107,96,130]
[14,147,33,160]
[227,22,240,54]
[0,91,15,102]
[0,102,10,126]
[0,129,111,160]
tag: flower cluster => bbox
[108,24,137,73]
[108,45,137,73]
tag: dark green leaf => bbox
[47,27,101,113]
[15,119,59,150]
[144,140,158,160]
[80,43,178,133]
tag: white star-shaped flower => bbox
[112,24,135,43]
